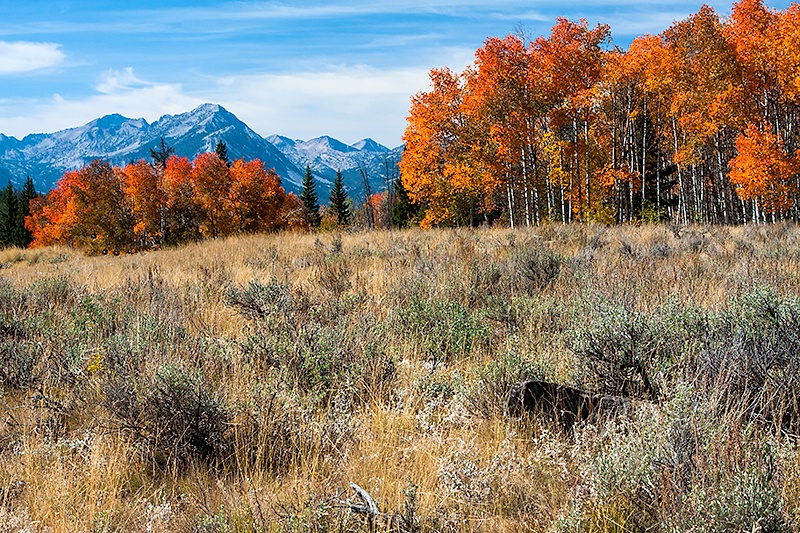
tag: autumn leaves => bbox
[400,0,800,227]
[25,154,300,254]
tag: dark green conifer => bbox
[16,177,37,247]
[300,166,322,228]
[0,181,17,247]
[391,174,420,228]
[215,140,230,167]
[329,170,351,227]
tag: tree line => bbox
[399,0,800,227]
[25,140,310,254]
[19,138,417,254]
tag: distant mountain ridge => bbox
[0,103,403,201]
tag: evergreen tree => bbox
[329,170,351,227]
[391,174,420,228]
[0,181,17,247]
[16,177,37,247]
[150,137,174,169]
[215,140,230,167]
[300,166,322,228]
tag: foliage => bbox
[104,364,231,465]
[729,123,799,214]
[26,153,293,253]
[0,181,20,248]
[223,278,294,321]
[699,285,800,433]
[391,172,421,228]
[397,298,489,367]
[401,1,800,227]
[512,246,564,293]
[215,139,230,167]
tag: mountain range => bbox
[0,103,403,201]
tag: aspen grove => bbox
[399,0,800,228]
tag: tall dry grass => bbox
[0,223,799,532]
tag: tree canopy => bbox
[400,0,800,226]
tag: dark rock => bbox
[505,380,633,430]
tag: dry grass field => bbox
[1,223,800,532]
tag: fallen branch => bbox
[334,482,414,533]
[349,482,381,517]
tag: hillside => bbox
[0,224,798,531]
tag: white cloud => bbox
[0,69,202,137]
[0,65,441,146]
[0,41,65,75]
[95,67,152,94]
[208,65,436,146]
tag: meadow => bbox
[0,223,799,532]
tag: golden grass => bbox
[1,223,799,531]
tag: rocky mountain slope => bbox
[0,103,402,201]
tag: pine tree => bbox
[329,170,351,227]
[215,140,230,167]
[300,166,321,228]
[391,174,420,228]
[0,181,17,247]
[14,177,36,248]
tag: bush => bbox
[0,338,38,390]
[699,285,800,432]
[223,279,293,321]
[512,246,563,293]
[104,364,231,466]
[667,463,786,533]
[456,262,503,309]
[232,285,395,406]
[397,298,489,368]
[571,301,660,399]
[466,351,547,418]
[312,254,352,299]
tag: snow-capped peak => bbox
[352,138,389,152]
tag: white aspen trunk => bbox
[521,146,531,227]
[641,95,647,208]
[506,180,515,229]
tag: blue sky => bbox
[0,1,793,147]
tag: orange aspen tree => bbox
[121,159,163,250]
[191,152,234,237]
[773,4,800,103]
[25,176,79,248]
[400,67,495,227]
[596,46,642,222]
[533,18,611,221]
[28,160,132,253]
[725,0,779,127]
[467,35,544,226]
[662,6,741,223]
[729,123,799,215]
[229,158,287,233]
[162,155,201,244]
